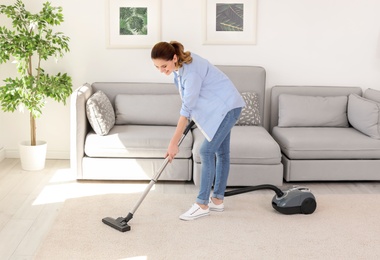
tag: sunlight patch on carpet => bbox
[32,164,155,205]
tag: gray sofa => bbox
[71,66,283,186]
[270,86,380,181]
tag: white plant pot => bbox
[19,140,47,171]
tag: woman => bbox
[151,41,245,220]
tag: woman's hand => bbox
[165,142,179,163]
[165,116,188,162]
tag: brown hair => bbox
[151,41,192,68]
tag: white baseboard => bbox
[5,148,69,160]
[0,147,5,162]
[4,149,18,158]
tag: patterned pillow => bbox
[86,90,115,135]
[236,92,261,126]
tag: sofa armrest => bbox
[70,83,93,178]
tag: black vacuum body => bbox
[225,185,317,215]
[271,186,317,214]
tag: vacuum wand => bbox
[102,120,195,232]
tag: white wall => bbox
[1,0,380,159]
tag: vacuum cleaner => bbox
[224,185,317,215]
[102,120,317,232]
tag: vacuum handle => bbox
[183,120,195,136]
[177,120,195,147]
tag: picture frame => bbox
[107,0,161,48]
[203,0,257,45]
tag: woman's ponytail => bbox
[151,41,192,68]
[169,41,192,67]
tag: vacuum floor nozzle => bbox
[102,217,131,232]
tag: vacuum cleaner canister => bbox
[225,184,317,215]
[272,186,317,215]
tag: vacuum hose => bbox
[224,184,285,198]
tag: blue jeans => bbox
[196,107,242,205]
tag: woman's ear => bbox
[173,54,178,63]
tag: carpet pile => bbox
[36,192,380,259]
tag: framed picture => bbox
[203,0,257,45]
[107,0,161,48]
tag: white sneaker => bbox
[209,197,224,212]
[179,203,210,221]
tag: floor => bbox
[0,158,379,259]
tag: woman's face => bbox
[152,54,178,76]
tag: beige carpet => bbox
[36,192,380,260]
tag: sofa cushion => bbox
[364,88,380,103]
[85,125,193,158]
[348,94,380,139]
[272,126,380,159]
[86,90,115,136]
[115,94,181,126]
[236,92,261,126]
[278,94,349,127]
[192,126,282,165]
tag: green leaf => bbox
[0,0,72,140]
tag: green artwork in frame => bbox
[216,3,244,32]
[204,0,256,45]
[119,7,148,35]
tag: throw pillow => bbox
[278,94,349,127]
[86,90,115,136]
[236,92,261,126]
[347,94,380,139]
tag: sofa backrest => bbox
[364,88,380,103]
[91,82,177,107]
[270,85,363,131]
[92,65,267,126]
[217,66,266,124]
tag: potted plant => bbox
[0,0,72,170]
